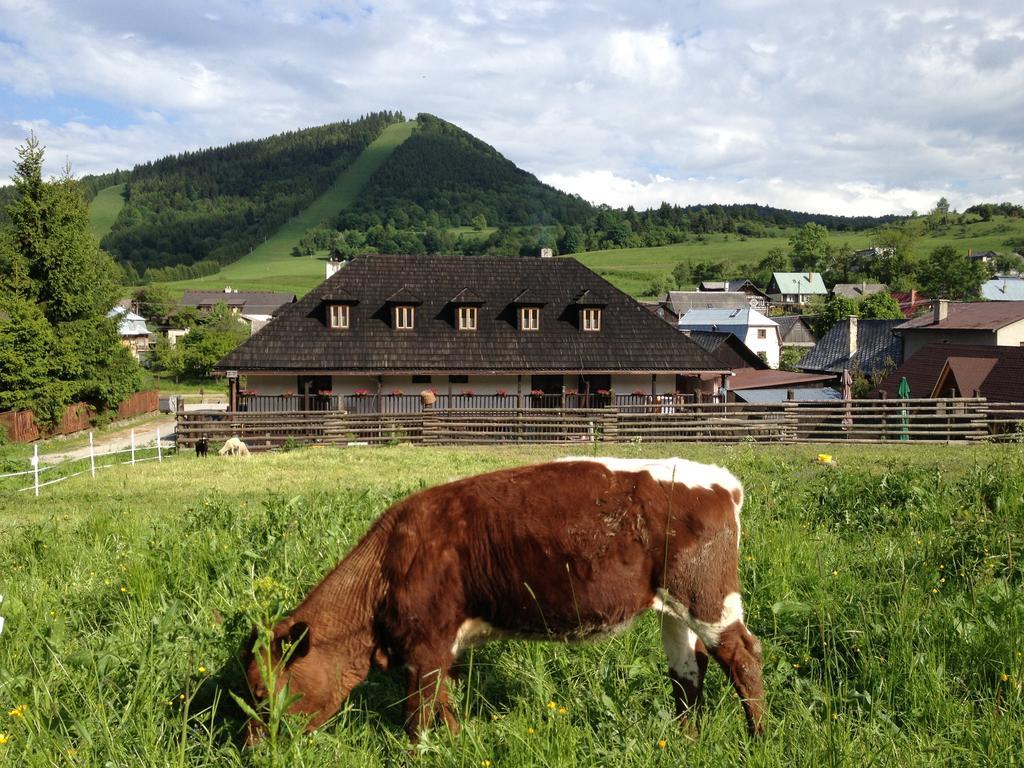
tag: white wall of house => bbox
[739,327,781,368]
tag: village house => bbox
[875,343,1024,402]
[676,307,781,369]
[894,300,1024,360]
[107,306,151,360]
[697,279,771,313]
[981,276,1024,301]
[214,254,731,410]
[798,317,903,378]
[831,282,889,300]
[774,315,816,348]
[765,272,827,310]
[653,291,752,325]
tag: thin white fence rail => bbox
[0,428,176,496]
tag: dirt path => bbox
[39,416,178,465]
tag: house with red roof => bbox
[894,300,1024,360]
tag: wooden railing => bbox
[177,397,1024,450]
[237,392,686,414]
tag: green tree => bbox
[1,134,141,420]
[807,294,858,337]
[150,333,185,383]
[134,284,176,324]
[867,226,915,286]
[643,274,672,298]
[0,292,67,423]
[789,223,831,272]
[672,261,691,288]
[859,292,904,320]
[179,303,249,377]
[915,245,988,300]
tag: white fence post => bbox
[89,432,95,478]
[32,444,39,497]
[130,429,136,465]
[157,428,162,462]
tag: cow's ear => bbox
[281,621,311,662]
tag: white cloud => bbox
[0,0,1021,215]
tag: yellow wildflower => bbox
[527,727,535,734]
[547,701,556,710]
[198,666,207,674]
[658,739,667,749]
[8,705,25,718]
[558,706,567,714]
[481,761,492,768]
[120,587,127,593]
[1001,673,1009,682]
[0,733,8,745]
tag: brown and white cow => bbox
[243,457,763,740]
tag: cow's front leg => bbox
[403,653,458,740]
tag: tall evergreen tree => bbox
[0,134,140,422]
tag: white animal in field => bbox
[219,437,251,457]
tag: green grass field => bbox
[158,121,416,297]
[2,442,1021,766]
[86,184,125,242]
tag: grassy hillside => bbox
[86,183,125,241]
[578,215,1024,297]
[160,121,416,296]
[1,443,1021,765]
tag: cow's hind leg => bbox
[660,612,708,729]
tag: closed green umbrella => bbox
[897,376,911,440]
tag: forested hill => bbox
[337,113,595,229]
[97,111,404,280]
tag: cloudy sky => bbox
[1,0,1022,215]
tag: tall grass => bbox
[1,443,1021,765]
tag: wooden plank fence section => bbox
[0,390,159,443]
[177,397,1024,449]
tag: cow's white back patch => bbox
[559,456,742,498]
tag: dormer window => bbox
[394,305,415,330]
[581,308,601,332]
[328,304,350,329]
[520,306,540,331]
[458,305,478,331]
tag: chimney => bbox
[326,259,344,279]
[933,299,949,324]
[848,316,858,359]
[539,247,554,258]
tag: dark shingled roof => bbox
[798,318,903,374]
[874,344,1024,402]
[684,331,769,370]
[216,254,727,374]
[180,290,296,315]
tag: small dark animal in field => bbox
[195,437,209,458]
[243,457,763,742]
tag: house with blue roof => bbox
[766,272,828,310]
[982,276,1024,301]
[107,307,152,360]
[677,307,781,368]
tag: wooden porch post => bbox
[228,375,238,413]
[517,374,523,410]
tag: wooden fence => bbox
[0,390,159,443]
[177,397,1024,451]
